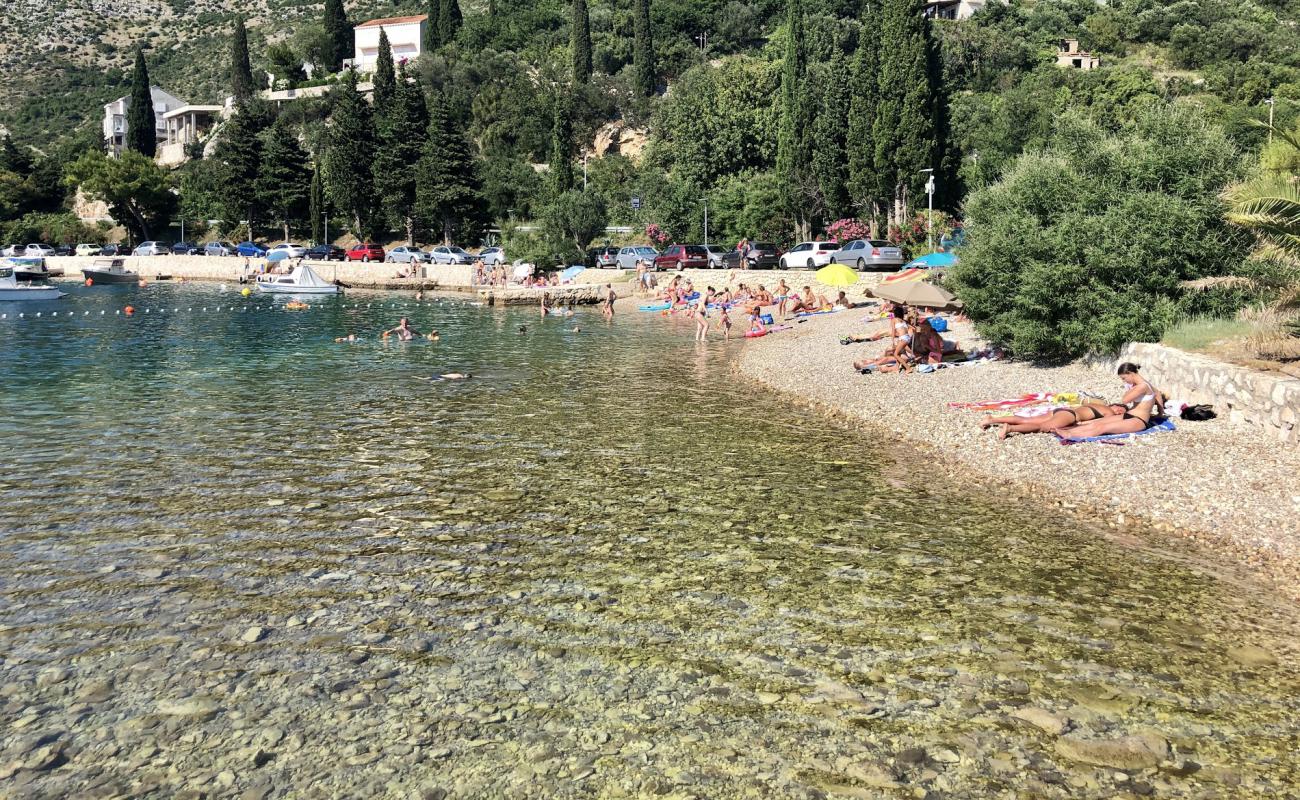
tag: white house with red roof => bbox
[351,14,428,72]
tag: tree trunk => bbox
[283,221,290,243]
[406,216,415,247]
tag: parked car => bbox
[586,246,619,268]
[205,241,237,257]
[235,241,267,257]
[386,245,430,264]
[100,244,123,256]
[346,243,385,262]
[133,241,171,257]
[171,241,201,255]
[427,245,472,265]
[702,245,730,269]
[828,239,906,270]
[52,244,76,256]
[779,241,838,269]
[75,243,102,257]
[305,244,346,261]
[476,246,505,266]
[720,242,781,270]
[616,246,658,270]
[24,243,56,257]
[653,244,709,271]
[268,243,308,260]
[1,244,22,257]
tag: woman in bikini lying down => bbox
[981,402,1124,440]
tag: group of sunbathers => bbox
[979,363,1166,439]
[847,303,963,374]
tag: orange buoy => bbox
[124,305,135,315]
[85,278,94,286]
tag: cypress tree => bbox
[125,48,156,157]
[323,0,351,70]
[872,0,936,228]
[213,105,264,229]
[776,0,813,236]
[231,16,255,102]
[438,0,463,45]
[375,66,430,243]
[310,161,325,244]
[372,30,396,114]
[322,72,376,237]
[256,120,311,243]
[847,0,882,224]
[632,0,656,96]
[548,94,574,197]
[416,90,487,245]
[811,55,851,222]
[424,0,440,51]
[572,0,592,85]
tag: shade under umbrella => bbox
[266,250,291,262]
[872,279,963,309]
[814,263,859,288]
[905,251,958,269]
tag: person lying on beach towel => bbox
[788,286,831,315]
[843,303,908,344]
[981,402,1124,439]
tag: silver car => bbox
[205,241,236,257]
[616,246,658,270]
[24,243,56,257]
[1,244,21,257]
[828,239,906,270]
[478,247,505,266]
[386,246,430,264]
[268,243,308,259]
[133,241,169,257]
[429,245,472,265]
[704,245,728,269]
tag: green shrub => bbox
[947,103,1251,362]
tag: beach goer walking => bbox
[602,284,616,320]
[695,290,710,341]
[719,305,732,339]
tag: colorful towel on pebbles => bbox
[1057,418,1176,445]
[948,392,1077,411]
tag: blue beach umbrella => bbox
[905,251,958,269]
[266,249,292,263]
[560,265,585,282]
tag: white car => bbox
[0,244,21,257]
[616,246,658,270]
[386,246,430,264]
[429,246,472,265]
[24,244,56,257]
[75,243,102,257]
[478,247,505,266]
[779,241,839,270]
[268,243,308,259]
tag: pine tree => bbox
[438,0,463,45]
[372,30,396,114]
[322,72,376,237]
[776,0,813,236]
[416,90,487,245]
[632,0,656,96]
[126,48,157,157]
[323,0,351,71]
[310,161,325,244]
[256,120,310,242]
[572,0,592,84]
[375,66,430,243]
[811,55,851,222]
[872,0,936,228]
[847,0,882,225]
[213,105,265,229]
[548,94,574,197]
[231,16,255,102]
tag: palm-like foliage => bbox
[1224,123,1300,269]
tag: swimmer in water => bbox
[440,373,471,380]
[382,318,422,341]
[334,334,359,343]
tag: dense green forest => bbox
[2,0,1299,358]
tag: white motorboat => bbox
[255,264,340,295]
[3,257,50,282]
[0,266,64,301]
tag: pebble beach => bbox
[735,308,1300,602]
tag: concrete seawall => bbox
[47,256,474,290]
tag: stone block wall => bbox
[1119,342,1300,443]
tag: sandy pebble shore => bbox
[734,308,1300,602]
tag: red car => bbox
[653,244,709,271]
[346,243,386,262]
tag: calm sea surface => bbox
[1,283,1297,798]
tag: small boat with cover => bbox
[255,264,340,295]
[0,265,65,301]
[4,257,51,282]
[82,258,139,285]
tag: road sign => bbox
[631,196,642,210]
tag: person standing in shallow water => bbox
[602,284,616,320]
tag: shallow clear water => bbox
[1,284,1297,799]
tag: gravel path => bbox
[736,309,1300,601]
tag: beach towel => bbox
[1057,418,1176,445]
[947,392,1053,412]
[639,302,671,311]
[793,308,839,318]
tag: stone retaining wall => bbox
[1119,342,1300,443]
[45,256,474,290]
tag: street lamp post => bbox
[702,199,709,247]
[1265,96,1276,142]
[920,168,935,253]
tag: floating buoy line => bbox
[0,298,489,321]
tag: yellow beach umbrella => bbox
[815,263,859,288]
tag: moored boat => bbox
[0,266,65,301]
[2,257,50,282]
[82,258,139,285]
[255,265,340,295]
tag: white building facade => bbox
[924,0,989,20]
[102,86,186,157]
[351,15,427,72]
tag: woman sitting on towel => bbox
[1056,363,1167,438]
[981,403,1125,440]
